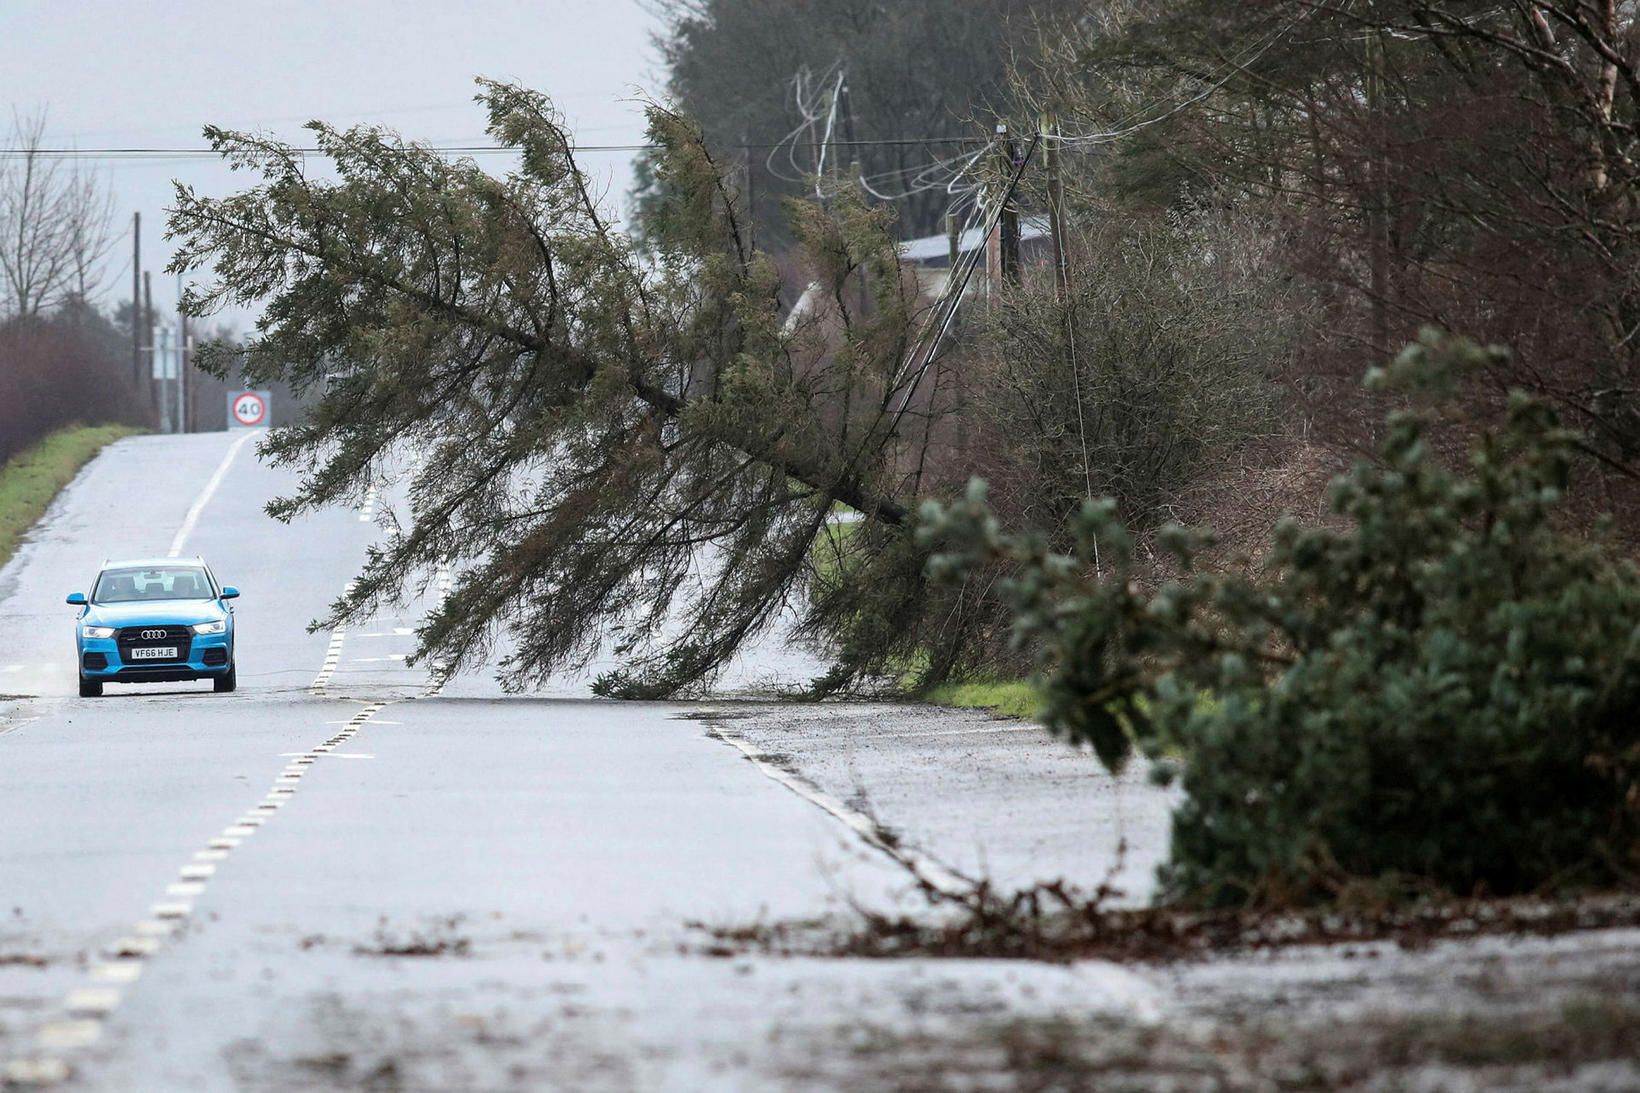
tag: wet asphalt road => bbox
[6,432,1640,1092]
[0,431,956,1089]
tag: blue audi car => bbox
[68,558,239,697]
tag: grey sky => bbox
[2,0,665,331]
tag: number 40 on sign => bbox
[227,390,270,429]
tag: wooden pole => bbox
[985,123,1005,303]
[839,78,859,190]
[1043,111,1069,300]
[130,213,141,393]
[144,271,163,432]
[743,136,756,249]
[999,124,1021,287]
[177,276,190,434]
[986,121,1021,301]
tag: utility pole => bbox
[741,131,756,249]
[177,320,187,429]
[176,275,189,434]
[180,313,192,433]
[986,122,1021,301]
[1042,111,1069,301]
[838,79,861,189]
[838,80,857,153]
[808,90,825,177]
[144,271,167,433]
[999,123,1021,287]
[946,211,961,271]
[130,213,142,394]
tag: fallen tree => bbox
[170,83,985,695]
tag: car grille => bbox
[117,625,193,663]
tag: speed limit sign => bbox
[227,390,270,429]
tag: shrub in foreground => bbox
[925,332,1640,908]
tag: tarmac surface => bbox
[2,430,1636,1091]
[0,431,1158,1089]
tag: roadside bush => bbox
[966,204,1295,534]
[925,331,1640,908]
[0,305,149,463]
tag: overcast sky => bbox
[2,0,665,332]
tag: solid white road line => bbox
[708,725,971,897]
[168,429,260,558]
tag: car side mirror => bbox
[66,592,87,606]
[220,587,240,600]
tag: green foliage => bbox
[970,205,1291,531]
[925,678,1044,721]
[926,330,1640,907]
[0,424,142,568]
[169,82,990,698]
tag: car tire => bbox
[214,663,237,693]
[79,677,103,698]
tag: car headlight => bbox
[192,620,227,635]
[81,625,115,639]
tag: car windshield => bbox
[93,566,214,603]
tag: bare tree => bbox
[0,109,115,319]
[63,165,115,306]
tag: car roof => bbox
[100,557,208,570]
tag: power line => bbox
[1053,8,1313,145]
[890,132,1042,422]
[0,136,983,161]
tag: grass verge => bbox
[924,678,1043,721]
[0,424,141,570]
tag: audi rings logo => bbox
[140,629,168,641]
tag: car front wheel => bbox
[213,663,237,693]
[79,677,103,698]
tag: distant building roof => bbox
[899,214,1050,265]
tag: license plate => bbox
[128,646,178,661]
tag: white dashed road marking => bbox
[7,451,429,1084]
[90,963,142,984]
[10,699,393,1083]
[421,559,455,697]
[308,582,356,694]
[33,1022,100,1050]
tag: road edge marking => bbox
[168,429,260,558]
[704,722,971,898]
